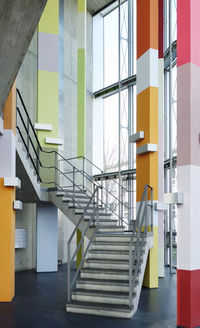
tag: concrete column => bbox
[36,203,58,272]
[158,0,165,278]
[177,1,200,326]
[136,0,159,288]
[0,83,16,301]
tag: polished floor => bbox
[0,266,177,328]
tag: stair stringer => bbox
[49,190,95,240]
[132,232,154,316]
[16,139,48,202]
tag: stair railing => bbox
[16,89,129,227]
[129,184,153,308]
[67,185,101,302]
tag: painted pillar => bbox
[136,0,159,288]
[77,0,86,268]
[0,83,16,301]
[177,1,200,327]
[36,0,59,272]
[36,203,58,272]
[38,0,59,185]
[158,0,165,278]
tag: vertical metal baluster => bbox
[97,187,99,221]
[55,153,58,188]
[151,188,153,232]
[73,166,75,207]
[27,117,30,158]
[129,243,133,307]
[101,170,103,207]
[82,157,85,191]
[67,242,71,302]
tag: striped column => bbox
[77,0,86,268]
[158,0,165,278]
[38,0,59,177]
[136,0,159,288]
[177,1,200,327]
[0,83,16,301]
[36,1,59,272]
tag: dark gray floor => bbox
[0,266,177,328]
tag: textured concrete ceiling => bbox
[87,0,116,15]
[0,0,47,113]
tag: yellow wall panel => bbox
[37,70,58,148]
[143,226,159,288]
[38,0,59,35]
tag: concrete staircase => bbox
[15,91,154,319]
[49,188,125,239]
[66,230,153,318]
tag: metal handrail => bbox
[67,186,101,302]
[128,184,153,307]
[16,88,131,226]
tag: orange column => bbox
[136,0,159,288]
[0,83,16,302]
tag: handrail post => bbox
[129,244,133,307]
[101,170,103,207]
[36,147,40,182]
[67,242,71,302]
[97,187,99,221]
[145,188,148,230]
[82,157,85,191]
[55,152,58,187]
[73,166,75,207]
[151,187,153,232]
[27,117,30,158]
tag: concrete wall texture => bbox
[15,0,93,269]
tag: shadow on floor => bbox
[0,265,177,328]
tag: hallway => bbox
[0,266,176,328]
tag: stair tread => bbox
[92,241,144,245]
[81,268,138,275]
[89,249,143,254]
[76,278,132,286]
[90,225,125,229]
[66,301,133,312]
[72,289,135,298]
[85,258,139,264]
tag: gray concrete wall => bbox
[58,0,93,263]
[15,33,38,271]
[15,0,93,268]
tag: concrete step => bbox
[66,301,134,318]
[92,226,125,233]
[95,232,144,243]
[71,289,135,306]
[82,213,112,218]
[91,241,145,251]
[76,278,137,293]
[84,219,118,227]
[61,194,89,200]
[84,258,142,271]
[73,207,105,213]
[88,249,143,261]
[80,268,140,281]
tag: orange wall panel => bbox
[137,87,159,146]
[0,178,15,301]
[137,0,158,59]
[3,81,16,134]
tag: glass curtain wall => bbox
[164,0,177,271]
[93,0,136,225]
